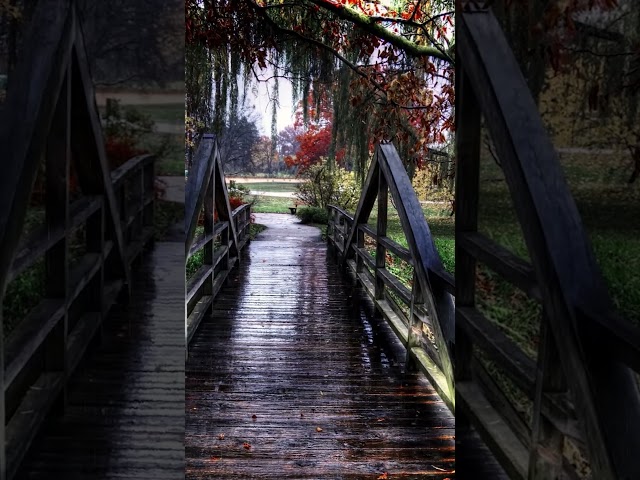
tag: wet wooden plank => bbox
[186,214,455,479]
[17,241,185,479]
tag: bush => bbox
[295,162,360,211]
[228,180,251,199]
[296,206,329,224]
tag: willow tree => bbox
[186,0,454,181]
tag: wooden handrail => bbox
[185,134,252,350]
[327,142,455,412]
[457,4,640,479]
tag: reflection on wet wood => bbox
[17,242,185,479]
[186,214,455,479]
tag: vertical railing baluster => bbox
[455,66,481,383]
[44,65,71,411]
[202,168,214,309]
[406,272,424,371]
[375,173,388,300]
[528,311,567,479]
[356,225,364,274]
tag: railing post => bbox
[356,226,364,274]
[44,64,71,412]
[455,65,481,384]
[202,169,214,310]
[375,175,388,300]
[528,311,567,479]
[143,159,154,230]
[406,272,424,372]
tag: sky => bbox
[243,66,296,136]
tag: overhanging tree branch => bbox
[305,0,453,62]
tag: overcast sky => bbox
[243,66,296,136]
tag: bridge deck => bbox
[17,239,185,479]
[186,214,456,479]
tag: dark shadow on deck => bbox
[17,240,185,479]
[185,214,455,479]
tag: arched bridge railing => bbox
[0,2,156,477]
[327,143,455,411]
[457,4,640,479]
[185,134,252,349]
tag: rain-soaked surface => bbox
[185,213,456,479]
[17,240,185,479]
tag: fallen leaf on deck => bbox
[377,473,388,479]
[316,427,323,432]
[243,442,251,450]
[218,433,225,440]
[211,457,220,462]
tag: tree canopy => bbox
[185,0,454,179]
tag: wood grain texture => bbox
[186,214,455,479]
[17,241,185,479]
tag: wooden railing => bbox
[185,134,252,348]
[456,3,640,479]
[111,155,156,265]
[0,2,157,478]
[327,143,455,411]
[1,156,155,480]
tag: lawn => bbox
[249,195,292,214]
[128,103,184,125]
[476,147,640,339]
[236,182,301,193]
[471,140,640,455]
[98,103,184,126]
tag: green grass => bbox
[250,195,292,213]
[472,143,640,449]
[2,260,45,339]
[368,203,455,274]
[477,149,640,331]
[131,104,184,124]
[237,182,300,193]
[98,103,183,125]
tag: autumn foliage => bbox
[284,125,331,172]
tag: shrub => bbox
[295,162,360,211]
[228,180,251,199]
[296,206,329,224]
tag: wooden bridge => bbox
[1,1,638,479]
[184,131,511,478]
[185,4,640,480]
[0,2,184,478]
[185,134,459,478]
